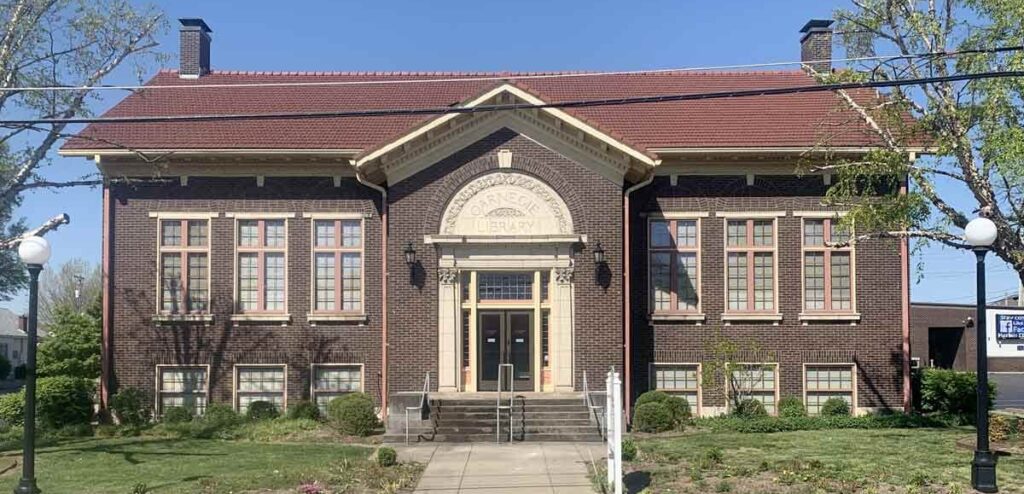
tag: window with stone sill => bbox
[311,219,363,313]
[157,366,208,416]
[649,218,701,314]
[159,219,210,314]
[653,364,700,412]
[312,365,362,414]
[235,365,286,414]
[729,364,778,415]
[236,219,287,313]
[805,365,855,415]
[724,219,776,313]
[802,218,855,313]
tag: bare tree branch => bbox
[0,213,69,250]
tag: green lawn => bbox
[632,428,1024,493]
[0,436,412,494]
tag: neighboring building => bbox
[0,309,28,370]
[61,18,917,423]
[911,302,1024,372]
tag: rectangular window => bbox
[724,219,776,312]
[477,272,533,301]
[312,365,363,413]
[729,364,778,415]
[235,366,286,414]
[157,366,208,416]
[802,218,855,312]
[236,219,288,313]
[158,219,210,313]
[805,365,855,415]
[648,219,701,313]
[654,364,700,411]
[311,219,363,313]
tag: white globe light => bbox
[964,217,998,247]
[17,236,51,265]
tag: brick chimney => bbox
[800,19,834,74]
[17,315,26,333]
[179,18,212,78]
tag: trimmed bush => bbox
[733,398,767,418]
[820,398,851,417]
[633,402,674,433]
[287,401,321,421]
[635,390,691,427]
[698,413,949,433]
[37,376,93,428]
[203,404,242,429]
[621,438,638,461]
[245,401,279,421]
[109,388,151,427]
[161,406,192,424]
[919,368,996,423]
[0,391,24,427]
[327,393,379,436]
[635,390,671,408]
[777,397,806,418]
[376,446,397,467]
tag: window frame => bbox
[229,213,293,317]
[152,214,215,317]
[154,364,210,417]
[802,363,858,416]
[307,214,365,316]
[799,215,858,316]
[647,215,704,318]
[310,363,364,412]
[233,364,288,414]
[651,363,702,416]
[719,213,782,318]
[726,362,780,416]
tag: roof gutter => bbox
[355,169,389,419]
[622,170,654,422]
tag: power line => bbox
[0,44,1020,93]
[3,70,1023,126]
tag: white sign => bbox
[986,308,1024,358]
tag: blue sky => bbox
[2,0,1019,312]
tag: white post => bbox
[612,371,623,494]
[605,370,613,487]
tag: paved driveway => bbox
[397,442,603,494]
[991,372,1024,409]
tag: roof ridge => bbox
[155,68,810,77]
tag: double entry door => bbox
[477,311,534,391]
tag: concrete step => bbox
[432,411,593,419]
[429,433,603,443]
[435,419,594,427]
[431,404,590,413]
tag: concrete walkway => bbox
[397,442,604,493]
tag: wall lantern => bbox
[592,241,606,265]
[404,242,417,266]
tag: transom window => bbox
[649,219,701,313]
[729,364,778,415]
[158,219,210,313]
[653,364,700,411]
[803,218,854,312]
[805,365,855,415]
[312,219,363,313]
[312,365,362,413]
[477,272,533,301]
[235,366,286,413]
[236,219,287,313]
[157,366,208,416]
[725,219,777,312]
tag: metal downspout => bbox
[356,169,389,419]
[623,171,654,420]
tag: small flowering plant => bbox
[298,480,326,494]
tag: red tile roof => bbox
[63,69,904,153]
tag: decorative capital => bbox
[554,266,574,284]
[438,268,459,285]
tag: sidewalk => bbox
[397,442,604,494]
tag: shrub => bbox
[733,398,767,418]
[13,365,25,380]
[777,397,806,418]
[287,401,321,421]
[621,438,638,461]
[327,393,379,436]
[633,402,674,433]
[820,398,851,417]
[36,376,93,428]
[109,388,151,427]
[376,446,398,466]
[919,368,996,423]
[0,354,11,380]
[203,404,242,429]
[0,391,24,427]
[635,390,671,408]
[990,414,1020,442]
[161,406,192,424]
[245,401,279,421]
[698,412,950,433]
[635,390,690,427]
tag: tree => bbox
[37,305,100,380]
[701,332,776,411]
[0,0,165,298]
[39,257,100,325]
[810,0,1024,284]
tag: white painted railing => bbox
[405,371,430,445]
[605,367,623,494]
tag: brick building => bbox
[62,18,918,425]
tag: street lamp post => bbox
[15,236,50,494]
[965,217,998,493]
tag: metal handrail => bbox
[496,363,514,443]
[583,370,604,438]
[405,371,430,445]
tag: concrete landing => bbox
[397,442,604,493]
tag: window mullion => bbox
[335,251,343,311]
[180,252,189,312]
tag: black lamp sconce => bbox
[592,241,606,265]
[404,242,417,267]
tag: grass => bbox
[0,436,418,493]
[631,427,1024,493]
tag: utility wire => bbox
[0,45,1020,93]
[3,69,1021,126]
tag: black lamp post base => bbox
[14,476,39,494]
[972,450,998,493]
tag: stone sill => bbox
[721,313,783,325]
[152,314,214,324]
[799,313,862,325]
[308,314,368,325]
[230,313,291,325]
[650,313,706,324]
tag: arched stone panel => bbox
[439,171,574,236]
